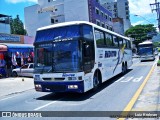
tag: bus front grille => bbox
[43,85,66,91]
[43,78,65,81]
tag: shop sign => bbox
[0,33,20,42]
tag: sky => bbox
[0,0,159,28]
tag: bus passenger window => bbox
[105,33,112,47]
[119,38,123,48]
[113,36,119,47]
[126,40,131,49]
[95,30,105,47]
[123,39,126,48]
[128,41,131,49]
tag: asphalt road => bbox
[0,58,156,120]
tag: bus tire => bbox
[93,70,101,91]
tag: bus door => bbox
[82,25,95,73]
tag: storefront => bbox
[0,43,34,77]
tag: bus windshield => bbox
[138,44,153,56]
[139,47,153,55]
[35,41,81,73]
[34,25,82,73]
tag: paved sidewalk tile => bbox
[0,77,34,97]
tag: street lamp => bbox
[134,14,152,24]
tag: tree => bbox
[10,15,27,35]
[125,24,157,46]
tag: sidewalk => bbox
[131,64,160,112]
[0,77,34,97]
[126,63,160,120]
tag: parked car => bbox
[12,63,34,77]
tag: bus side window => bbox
[119,37,123,48]
[83,25,94,40]
[112,36,119,47]
[105,33,112,47]
[123,39,126,48]
[95,29,105,47]
[128,41,131,49]
[126,40,131,49]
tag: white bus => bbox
[138,41,155,62]
[34,21,132,93]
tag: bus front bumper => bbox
[34,81,84,93]
[140,56,155,61]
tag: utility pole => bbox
[150,0,160,31]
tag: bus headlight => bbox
[34,75,40,81]
[68,85,78,89]
[35,84,42,91]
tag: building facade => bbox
[116,0,131,32]
[25,0,113,36]
[112,17,124,35]
[102,0,131,33]
[0,14,10,34]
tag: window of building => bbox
[105,33,112,47]
[126,16,129,19]
[109,27,113,31]
[125,2,129,6]
[114,14,117,18]
[106,25,109,29]
[51,18,54,24]
[109,17,112,21]
[95,8,99,15]
[101,22,105,28]
[96,0,99,3]
[126,11,129,15]
[101,11,104,17]
[112,36,119,47]
[125,6,129,11]
[105,14,108,20]
[95,29,105,47]
[114,4,117,8]
[55,19,58,22]
[55,8,58,11]
[96,20,100,26]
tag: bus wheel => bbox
[93,72,100,91]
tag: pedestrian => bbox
[0,59,6,78]
[6,59,12,77]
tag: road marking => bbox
[132,76,143,82]
[117,64,156,120]
[0,95,18,101]
[34,101,57,111]
[115,77,125,82]
[116,77,143,83]
[121,77,133,82]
